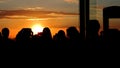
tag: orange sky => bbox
[0,14,79,38]
[0,0,120,38]
[0,0,79,38]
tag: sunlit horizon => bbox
[0,0,120,39]
[32,24,44,35]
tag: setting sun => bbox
[32,24,44,35]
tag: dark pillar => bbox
[103,9,109,32]
[80,0,89,40]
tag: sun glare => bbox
[32,24,44,35]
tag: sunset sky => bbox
[0,0,120,38]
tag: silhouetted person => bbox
[86,20,101,48]
[53,30,68,48]
[31,32,43,49]
[66,26,80,48]
[41,27,54,48]
[2,28,9,39]
[104,29,120,49]
[1,28,15,48]
[15,28,33,48]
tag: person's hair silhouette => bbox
[16,28,33,41]
[57,30,66,39]
[42,27,52,40]
[86,20,100,34]
[53,30,68,48]
[15,28,33,48]
[41,27,54,48]
[67,26,79,39]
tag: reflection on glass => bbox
[90,0,120,31]
[90,0,97,20]
[103,0,120,30]
[109,19,120,30]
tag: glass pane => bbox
[90,0,97,20]
[90,0,103,32]
[90,0,120,31]
[103,0,120,30]
[109,19,120,30]
[0,0,80,39]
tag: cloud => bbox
[22,7,44,11]
[0,0,4,3]
[0,10,79,19]
[0,0,10,3]
[64,0,79,4]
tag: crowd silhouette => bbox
[0,22,119,49]
[0,6,120,49]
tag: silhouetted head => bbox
[42,27,52,39]
[2,28,9,38]
[16,28,33,41]
[87,20,100,34]
[58,30,66,37]
[67,27,79,39]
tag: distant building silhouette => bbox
[103,6,120,48]
[103,6,120,32]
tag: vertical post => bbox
[80,0,89,40]
[103,9,109,32]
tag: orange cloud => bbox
[23,7,44,11]
[0,10,79,19]
[64,0,79,4]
